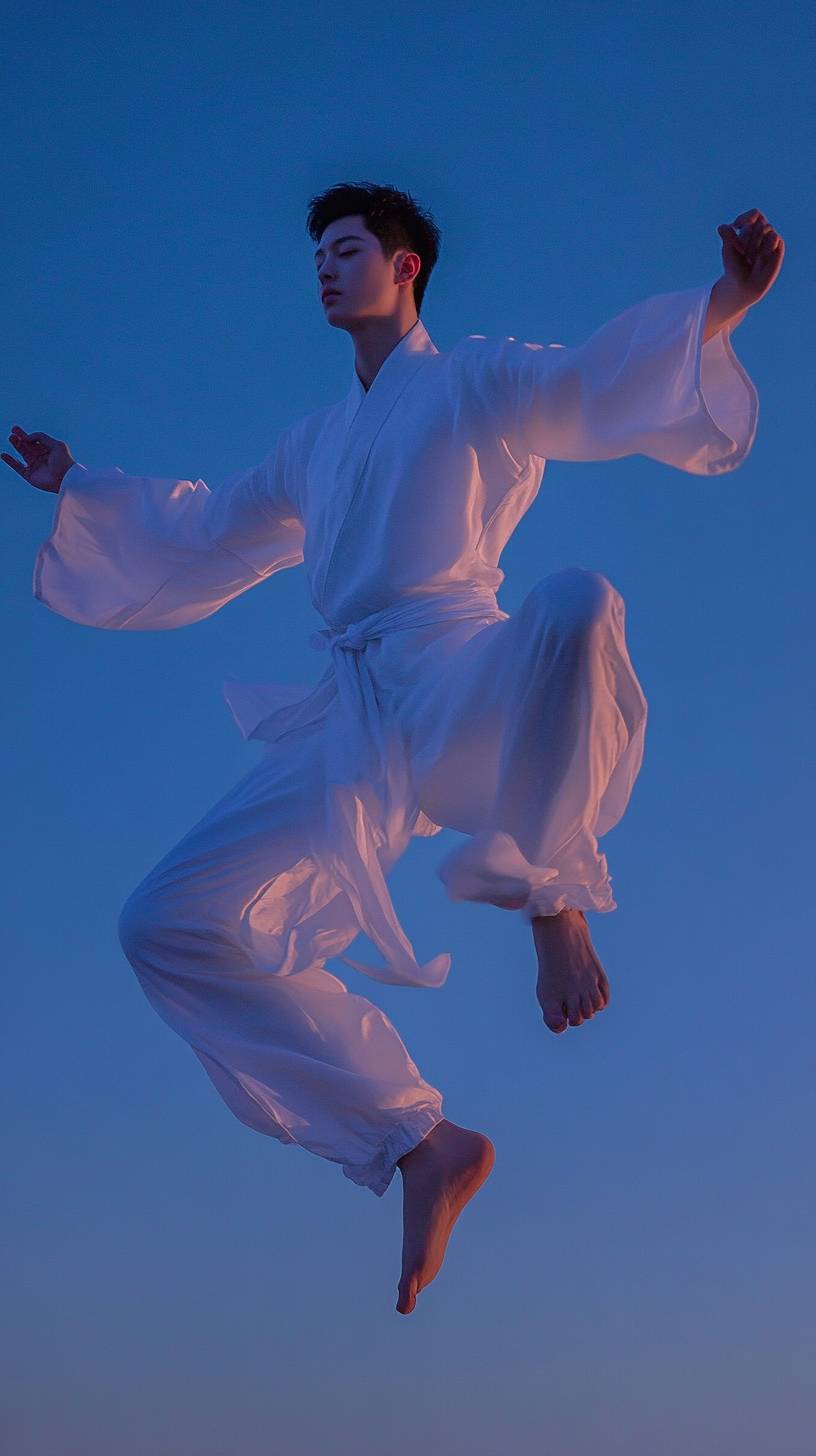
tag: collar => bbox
[345,317,439,421]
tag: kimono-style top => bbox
[33,281,758,987]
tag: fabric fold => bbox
[34,280,760,995]
[225,587,508,990]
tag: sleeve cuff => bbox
[693,284,759,474]
[57,461,88,492]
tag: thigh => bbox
[126,723,357,974]
[400,609,533,833]
[402,569,624,832]
[141,725,323,888]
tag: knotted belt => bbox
[228,586,507,989]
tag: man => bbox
[5,183,783,1317]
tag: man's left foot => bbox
[532,908,610,1033]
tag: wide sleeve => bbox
[454,280,758,476]
[33,430,305,629]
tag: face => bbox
[314,215,419,326]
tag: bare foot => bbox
[532,908,610,1034]
[395,1118,495,1316]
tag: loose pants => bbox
[117,568,647,1195]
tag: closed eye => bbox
[316,250,357,273]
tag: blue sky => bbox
[2,1,814,1452]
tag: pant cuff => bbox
[342,1103,445,1197]
[521,876,617,918]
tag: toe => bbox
[579,992,596,1019]
[397,1275,418,1315]
[543,1011,568,1034]
[541,998,568,1033]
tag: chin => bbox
[325,311,358,332]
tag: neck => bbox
[350,307,420,392]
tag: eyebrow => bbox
[314,234,364,261]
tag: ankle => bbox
[397,1126,439,1171]
[532,907,586,929]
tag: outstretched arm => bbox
[5,426,305,629]
[455,207,783,476]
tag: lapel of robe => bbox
[312,317,439,610]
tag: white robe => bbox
[35,280,758,997]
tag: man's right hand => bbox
[2,426,75,493]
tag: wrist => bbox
[704,276,751,344]
[716,273,752,310]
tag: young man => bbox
[5,184,782,1317]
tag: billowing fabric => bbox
[35,278,758,996]
[115,562,643,1194]
[115,727,446,1196]
[33,280,758,1191]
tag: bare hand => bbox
[717,209,785,310]
[2,426,75,493]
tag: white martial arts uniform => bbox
[34,281,758,1194]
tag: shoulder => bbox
[449,332,566,372]
[441,335,563,414]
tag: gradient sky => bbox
[2,2,814,1453]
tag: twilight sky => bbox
[2,2,814,1453]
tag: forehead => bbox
[314,215,372,257]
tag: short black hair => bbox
[306,181,441,314]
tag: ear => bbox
[394,249,421,286]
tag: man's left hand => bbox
[717,208,785,309]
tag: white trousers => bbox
[117,569,647,1196]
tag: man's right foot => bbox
[395,1119,495,1316]
[532,908,610,1034]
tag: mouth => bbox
[322,291,341,304]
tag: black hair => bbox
[306,181,441,314]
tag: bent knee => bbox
[528,567,621,640]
